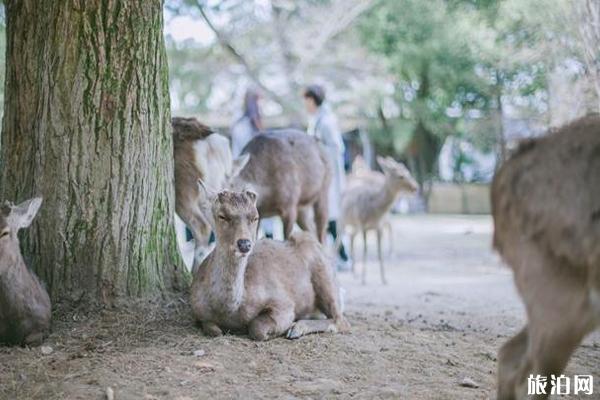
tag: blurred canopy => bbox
[163,0,599,185]
[0,1,597,185]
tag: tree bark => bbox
[0,0,186,304]
[495,70,507,166]
[408,64,440,196]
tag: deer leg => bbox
[500,246,596,399]
[361,229,368,285]
[297,206,316,234]
[313,196,328,244]
[24,331,45,346]
[248,305,295,341]
[288,261,349,339]
[526,316,592,396]
[286,319,341,339]
[201,321,223,337]
[376,227,387,285]
[497,326,529,400]
[385,218,394,256]
[281,207,298,241]
[350,232,356,276]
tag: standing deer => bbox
[0,198,51,346]
[190,187,349,341]
[230,129,331,243]
[172,117,249,267]
[346,156,395,254]
[492,115,600,400]
[341,156,418,285]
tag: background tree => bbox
[359,0,494,190]
[0,0,185,304]
[164,0,383,126]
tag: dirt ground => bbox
[1,215,598,400]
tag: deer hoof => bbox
[24,332,44,346]
[248,328,270,341]
[202,324,224,337]
[286,322,306,340]
[336,318,351,333]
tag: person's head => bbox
[303,85,325,115]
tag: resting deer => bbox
[172,117,249,267]
[230,129,331,243]
[0,198,51,346]
[492,114,600,399]
[341,156,418,285]
[190,186,349,341]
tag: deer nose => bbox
[237,239,252,254]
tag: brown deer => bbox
[340,156,418,285]
[172,117,249,266]
[492,114,600,399]
[229,129,331,243]
[346,156,394,254]
[190,186,349,341]
[0,198,51,346]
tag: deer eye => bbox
[0,230,9,239]
[218,215,229,222]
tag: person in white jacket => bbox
[230,88,275,239]
[304,85,351,270]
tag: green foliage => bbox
[357,0,581,184]
[359,0,496,184]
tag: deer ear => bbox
[9,197,43,230]
[395,161,410,175]
[198,179,217,203]
[245,190,258,205]
[231,154,250,179]
[377,156,391,174]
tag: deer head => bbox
[198,182,259,258]
[0,197,43,271]
[377,156,419,193]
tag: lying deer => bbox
[340,156,418,284]
[172,117,249,267]
[0,198,51,346]
[492,114,600,399]
[230,129,331,243]
[190,186,349,341]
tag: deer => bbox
[340,156,418,285]
[492,115,600,400]
[229,129,331,244]
[346,156,395,254]
[172,117,249,268]
[190,186,349,341]
[0,197,51,346]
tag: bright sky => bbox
[163,12,216,46]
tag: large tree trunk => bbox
[0,0,186,304]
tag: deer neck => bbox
[208,243,248,313]
[373,180,401,213]
[0,251,27,306]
